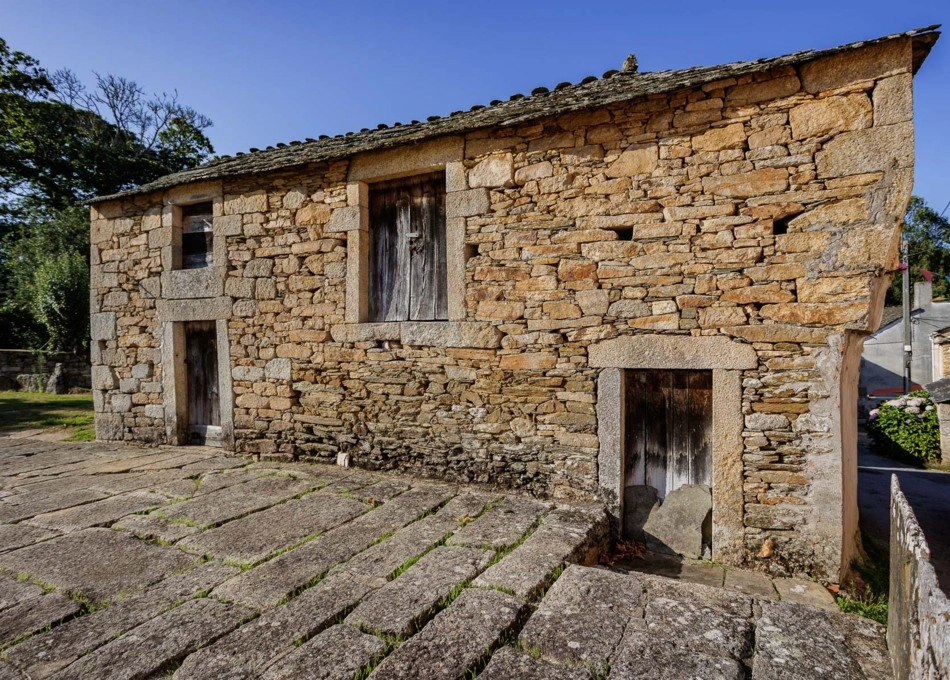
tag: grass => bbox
[837,529,890,626]
[0,390,94,440]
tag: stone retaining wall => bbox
[887,475,950,680]
[90,34,922,580]
[0,350,91,391]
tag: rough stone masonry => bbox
[88,27,939,582]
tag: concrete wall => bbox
[888,475,950,680]
[0,350,91,391]
[862,283,950,398]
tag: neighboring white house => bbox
[860,282,950,404]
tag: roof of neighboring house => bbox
[89,26,939,204]
[880,306,908,328]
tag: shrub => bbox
[867,390,941,463]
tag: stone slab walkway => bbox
[0,437,889,679]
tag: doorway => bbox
[624,369,713,499]
[184,320,220,446]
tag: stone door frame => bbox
[591,335,756,562]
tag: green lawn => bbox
[0,391,95,441]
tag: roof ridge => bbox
[90,25,940,204]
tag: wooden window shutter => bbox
[369,173,447,322]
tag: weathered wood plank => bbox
[369,173,447,322]
[185,321,219,438]
[687,370,713,486]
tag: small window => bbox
[180,202,213,269]
[369,173,447,321]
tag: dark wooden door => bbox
[625,369,712,498]
[185,321,220,438]
[369,173,447,321]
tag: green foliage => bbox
[837,529,890,626]
[0,36,214,350]
[867,390,941,463]
[34,250,89,352]
[887,196,950,305]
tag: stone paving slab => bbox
[0,489,108,523]
[445,496,550,549]
[25,490,169,532]
[261,624,385,680]
[346,546,493,637]
[47,598,253,680]
[0,527,197,603]
[336,492,496,588]
[611,631,746,680]
[0,574,44,613]
[0,524,58,554]
[772,576,838,611]
[641,592,754,660]
[519,565,642,668]
[111,512,201,544]
[179,492,369,565]
[473,507,607,598]
[370,588,525,680]
[479,646,593,680]
[0,592,80,648]
[158,474,319,528]
[177,573,374,680]
[752,600,890,680]
[0,441,894,679]
[4,562,239,678]
[213,485,453,609]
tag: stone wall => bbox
[90,36,918,580]
[888,475,950,680]
[0,350,91,391]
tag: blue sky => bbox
[2,1,947,212]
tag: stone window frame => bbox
[160,182,228,300]
[329,136,499,349]
[156,181,234,449]
[590,334,756,563]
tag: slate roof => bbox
[90,26,939,204]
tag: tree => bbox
[0,37,214,351]
[887,197,950,306]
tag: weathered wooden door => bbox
[369,173,447,321]
[185,321,220,444]
[624,369,712,498]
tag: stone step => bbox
[369,588,525,680]
[177,572,373,679]
[211,485,453,609]
[0,593,80,648]
[158,474,318,528]
[519,564,641,669]
[47,598,253,680]
[178,492,369,565]
[445,497,551,549]
[5,562,238,679]
[0,527,197,604]
[345,546,493,638]
[473,507,606,598]
[260,624,385,680]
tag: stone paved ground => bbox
[0,438,889,679]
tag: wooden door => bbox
[624,369,712,498]
[185,321,220,442]
[369,173,447,321]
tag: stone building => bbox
[89,27,938,581]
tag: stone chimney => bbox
[914,281,933,310]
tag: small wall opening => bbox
[179,202,214,269]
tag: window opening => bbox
[368,172,447,321]
[180,202,213,269]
